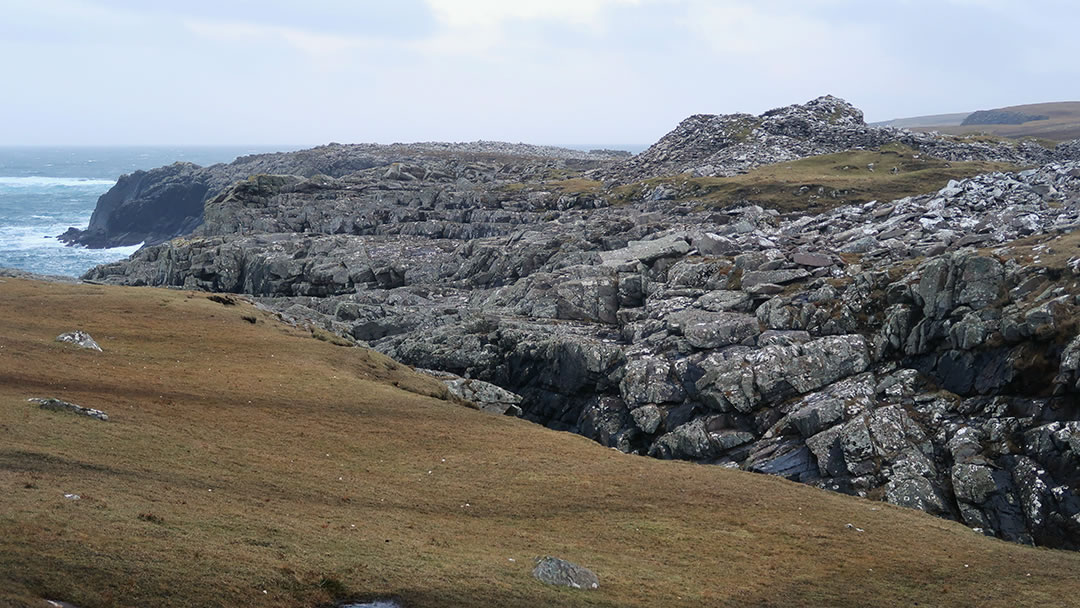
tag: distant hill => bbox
[875,102,1080,141]
[871,112,971,128]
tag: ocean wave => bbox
[0,176,116,188]
[0,223,81,251]
[0,234,143,276]
[0,222,138,252]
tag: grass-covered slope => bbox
[3,278,1080,608]
[611,144,1018,213]
[909,102,1080,142]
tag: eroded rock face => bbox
[80,98,1080,550]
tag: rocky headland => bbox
[77,96,1080,549]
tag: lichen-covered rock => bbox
[630,404,664,435]
[917,253,1005,319]
[620,357,685,407]
[666,309,760,349]
[532,556,599,590]
[696,335,871,413]
[55,331,102,352]
[30,398,108,421]
[420,369,523,416]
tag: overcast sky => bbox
[2,0,1078,146]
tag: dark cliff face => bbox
[60,162,210,248]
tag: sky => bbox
[2,0,1078,146]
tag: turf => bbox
[3,278,1080,608]
[911,102,1080,142]
[612,144,1018,214]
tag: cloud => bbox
[681,1,896,82]
[424,0,644,28]
[183,18,385,64]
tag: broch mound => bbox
[75,96,1080,550]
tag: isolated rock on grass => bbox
[56,330,102,352]
[420,369,524,415]
[532,556,599,590]
[30,398,109,421]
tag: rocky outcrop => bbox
[61,143,622,248]
[601,95,1076,183]
[80,97,1080,550]
[59,162,210,248]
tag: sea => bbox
[0,144,645,279]
[0,146,299,277]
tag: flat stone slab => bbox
[792,252,833,268]
[532,556,599,589]
[741,269,811,289]
[743,283,785,296]
[697,290,752,313]
[600,234,690,267]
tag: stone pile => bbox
[601,95,1075,183]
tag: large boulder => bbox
[696,335,871,413]
[532,557,599,590]
[666,310,761,349]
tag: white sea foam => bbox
[0,222,141,255]
[0,176,116,188]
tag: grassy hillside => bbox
[896,102,1080,141]
[871,112,971,128]
[611,144,1018,214]
[3,279,1080,608]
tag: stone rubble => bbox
[601,95,1077,183]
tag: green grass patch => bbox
[611,144,1019,214]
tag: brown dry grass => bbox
[990,229,1080,270]
[3,278,1080,608]
[914,102,1080,142]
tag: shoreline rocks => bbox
[73,96,1080,550]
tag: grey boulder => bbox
[532,556,599,590]
[56,331,102,352]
